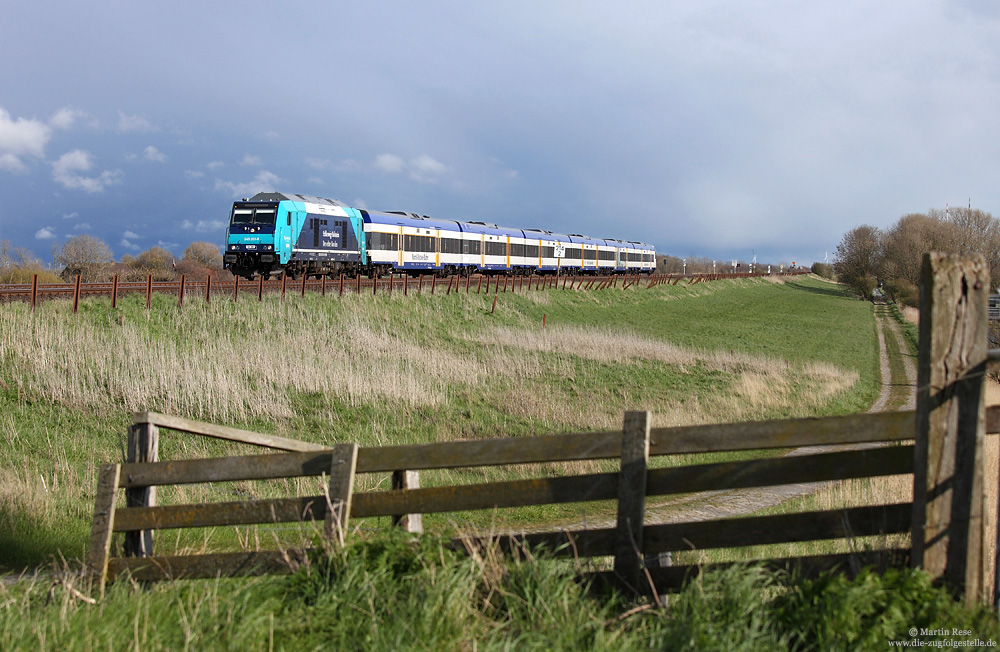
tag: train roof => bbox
[363,209,461,231]
[248,192,349,207]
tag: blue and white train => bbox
[223,192,656,280]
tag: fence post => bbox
[324,443,359,547]
[205,275,212,304]
[88,463,121,597]
[124,420,159,558]
[73,274,82,313]
[912,252,988,606]
[30,273,38,313]
[233,274,240,303]
[258,275,264,302]
[391,470,424,533]
[145,274,152,310]
[614,410,651,594]
[177,274,186,308]
[301,273,307,298]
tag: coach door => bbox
[398,225,404,267]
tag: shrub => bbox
[883,278,918,307]
[0,267,63,284]
[810,262,834,279]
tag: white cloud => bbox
[180,218,226,233]
[215,170,281,198]
[62,212,79,220]
[352,198,369,210]
[0,154,26,173]
[143,145,166,162]
[123,230,140,239]
[0,107,51,172]
[72,222,92,230]
[118,111,153,133]
[373,153,404,173]
[35,227,56,240]
[51,149,124,193]
[239,154,262,166]
[207,161,225,170]
[372,153,448,183]
[184,170,204,179]
[49,107,84,130]
[409,154,446,182]
[120,238,140,251]
[259,131,279,140]
[306,157,330,170]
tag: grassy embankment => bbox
[0,274,877,568]
[2,275,997,649]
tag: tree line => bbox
[834,207,1000,305]
[0,235,229,284]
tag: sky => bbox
[2,1,1000,267]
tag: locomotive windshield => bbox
[230,205,277,225]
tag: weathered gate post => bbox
[124,418,159,557]
[911,252,988,606]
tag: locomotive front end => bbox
[224,201,280,279]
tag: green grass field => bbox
[3,274,994,649]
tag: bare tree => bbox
[880,213,955,286]
[834,224,882,299]
[54,235,114,282]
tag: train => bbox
[223,192,656,280]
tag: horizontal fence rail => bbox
[91,405,986,593]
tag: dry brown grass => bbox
[475,325,858,427]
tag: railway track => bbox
[0,270,807,311]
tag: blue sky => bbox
[2,1,999,267]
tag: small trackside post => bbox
[73,274,82,313]
[30,273,38,313]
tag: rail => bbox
[3,269,810,312]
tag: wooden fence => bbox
[88,253,996,605]
[4,269,808,313]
